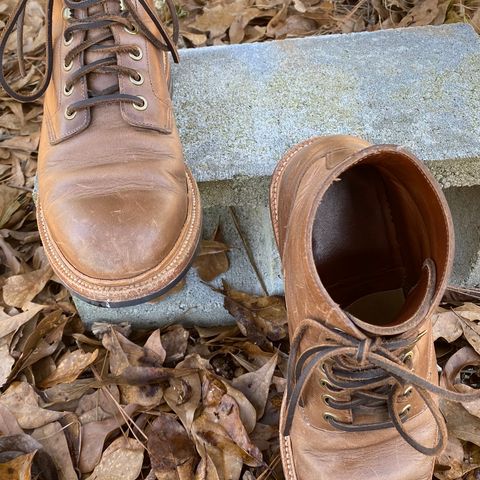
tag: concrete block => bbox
[75,24,480,327]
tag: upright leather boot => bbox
[0,0,201,306]
[270,135,478,479]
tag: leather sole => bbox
[37,166,202,308]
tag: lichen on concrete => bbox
[174,23,480,185]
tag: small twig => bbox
[229,206,269,296]
[6,184,34,193]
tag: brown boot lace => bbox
[0,0,179,109]
[283,262,480,456]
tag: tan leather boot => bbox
[270,135,478,479]
[0,0,201,306]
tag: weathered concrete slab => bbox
[175,23,480,188]
[76,24,480,328]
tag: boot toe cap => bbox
[44,189,187,281]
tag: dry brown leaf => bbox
[85,437,144,480]
[147,413,198,480]
[31,422,77,480]
[0,434,58,480]
[102,327,166,406]
[0,382,64,429]
[0,185,25,229]
[75,385,121,420]
[39,349,99,389]
[434,436,466,480]
[222,281,287,344]
[435,303,480,355]
[399,0,450,27]
[0,451,36,480]
[440,398,480,447]
[42,378,100,407]
[193,238,230,283]
[0,404,23,436]
[162,324,190,364]
[232,353,277,419]
[0,303,43,339]
[0,303,43,386]
[165,372,202,432]
[3,262,53,308]
[11,309,68,377]
[191,374,262,480]
[144,328,167,364]
[78,403,138,473]
[433,307,463,343]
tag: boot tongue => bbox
[82,0,121,96]
[346,259,437,337]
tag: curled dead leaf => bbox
[85,437,144,480]
[147,413,198,480]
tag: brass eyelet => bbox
[129,47,143,61]
[124,24,138,35]
[323,412,338,422]
[401,404,411,416]
[63,84,74,96]
[64,59,73,72]
[320,378,332,389]
[63,34,73,47]
[403,386,413,397]
[65,107,77,120]
[63,7,72,19]
[129,72,144,86]
[133,96,147,111]
[403,351,414,363]
[322,394,336,406]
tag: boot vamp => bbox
[37,104,188,280]
[288,405,436,480]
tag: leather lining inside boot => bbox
[312,161,430,327]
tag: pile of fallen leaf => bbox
[2,0,480,479]
[166,0,480,47]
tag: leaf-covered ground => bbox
[2,1,480,479]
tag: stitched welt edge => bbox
[37,169,201,300]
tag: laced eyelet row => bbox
[61,12,147,120]
[323,404,412,424]
[64,96,148,119]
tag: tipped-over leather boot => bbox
[270,135,478,479]
[0,0,201,306]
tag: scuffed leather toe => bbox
[44,188,187,280]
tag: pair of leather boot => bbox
[1,3,478,477]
